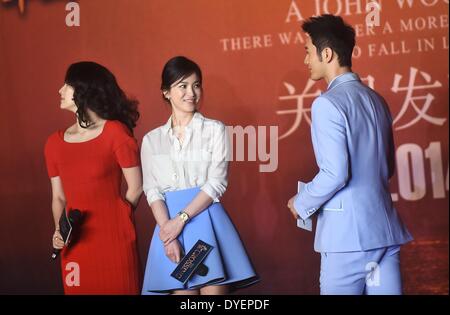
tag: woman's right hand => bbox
[52,230,65,250]
[164,239,184,264]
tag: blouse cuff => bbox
[200,183,223,201]
[145,189,166,204]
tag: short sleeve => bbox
[44,134,59,178]
[114,136,140,168]
[110,121,140,168]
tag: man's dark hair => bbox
[302,14,356,67]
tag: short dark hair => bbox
[65,61,139,133]
[161,56,202,103]
[302,14,355,67]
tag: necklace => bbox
[173,125,184,144]
[172,116,185,144]
[68,120,104,136]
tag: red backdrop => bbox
[0,0,448,294]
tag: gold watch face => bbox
[179,212,189,222]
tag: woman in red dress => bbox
[44,61,142,294]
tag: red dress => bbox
[44,120,141,294]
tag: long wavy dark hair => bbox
[64,61,139,133]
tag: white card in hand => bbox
[297,181,313,232]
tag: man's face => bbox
[304,35,326,81]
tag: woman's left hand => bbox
[159,217,184,246]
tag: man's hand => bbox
[287,195,300,220]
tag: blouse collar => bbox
[161,111,204,135]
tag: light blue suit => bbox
[294,72,412,294]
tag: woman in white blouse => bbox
[141,56,258,295]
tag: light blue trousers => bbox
[320,245,402,295]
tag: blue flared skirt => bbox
[141,187,259,294]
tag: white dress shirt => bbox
[141,112,230,205]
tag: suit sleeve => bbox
[379,95,396,179]
[294,96,349,220]
[386,106,396,179]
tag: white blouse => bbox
[141,112,230,205]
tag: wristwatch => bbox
[178,211,190,224]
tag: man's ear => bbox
[322,47,334,63]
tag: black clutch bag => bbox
[170,240,213,284]
[51,209,82,260]
[58,209,72,245]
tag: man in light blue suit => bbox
[287,15,413,295]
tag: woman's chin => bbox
[60,104,76,112]
[181,106,197,113]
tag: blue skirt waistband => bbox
[164,187,204,217]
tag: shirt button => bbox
[172,173,178,181]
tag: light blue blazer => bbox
[294,72,413,253]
